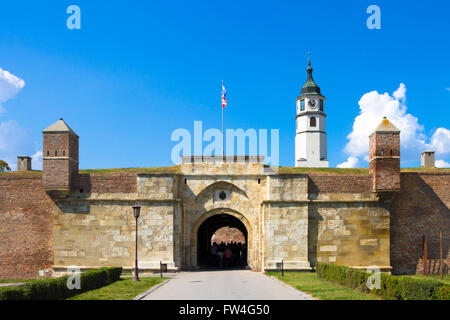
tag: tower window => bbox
[55,151,57,156]
[47,151,49,156]
[310,117,317,127]
[320,100,324,112]
[63,151,65,156]
[300,100,305,111]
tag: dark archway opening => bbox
[197,214,248,269]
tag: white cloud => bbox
[0,67,25,114]
[428,128,450,154]
[0,67,42,171]
[338,83,450,167]
[32,150,43,170]
[337,156,359,168]
[436,159,450,168]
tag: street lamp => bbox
[132,202,141,281]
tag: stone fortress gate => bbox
[37,117,403,274]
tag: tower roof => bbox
[301,53,322,96]
[373,117,400,133]
[43,118,78,136]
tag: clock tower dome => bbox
[295,54,329,167]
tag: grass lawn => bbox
[267,272,380,300]
[79,165,181,174]
[67,276,167,300]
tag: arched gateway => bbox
[190,209,255,270]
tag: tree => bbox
[0,160,11,172]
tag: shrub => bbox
[100,267,123,284]
[315,263,449,300]
[0,286,30,300]
[436,286,450,300]
[0,267,122,300]
[26,276,71,300]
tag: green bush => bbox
[436,286,450,300]
[100,267,123,284]
[0,267,122,300]
[0,286,30,300]
[315,263,448,300]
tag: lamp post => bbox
[133,202,141,281]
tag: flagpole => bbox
[222,104,224,157]
[222,80,225,158]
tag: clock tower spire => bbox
[295,54,329,167]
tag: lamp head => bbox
[132,202,141,219]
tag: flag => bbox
[221,82,227,108]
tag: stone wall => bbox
[264,203,310,270]
[390,172,449,275]
[0,173,55,279]
[53,174,178,271]
[308,201,390,269]
[1,167,448,278]
[53,200,177,270]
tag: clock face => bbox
[308,99,317,109]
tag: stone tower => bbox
[369,117,400,191]
[42,118,79,191]
[17,156,32,171]
[295,54,329,167]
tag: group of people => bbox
[209,241,247,269]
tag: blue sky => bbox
[0,0,449,169]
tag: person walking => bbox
[224,247,232,269]
[210,243,218,266]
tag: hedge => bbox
[0,267,122,300]
[316,263,449,300]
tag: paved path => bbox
[141,270,315,300]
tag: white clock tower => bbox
[295,55,329,167]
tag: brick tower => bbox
[42,118,79,191]
[369,117,400,191]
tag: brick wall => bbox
[211,227,246,244]
[42,159,71,190]
[369,132,400,191]
[369,132,400,159]
[308,174,372,193]
[0,173,55,279]
[42,132,79,190]
[74,173,137,193]
[390,172,450,275]
[370,158,401,191]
